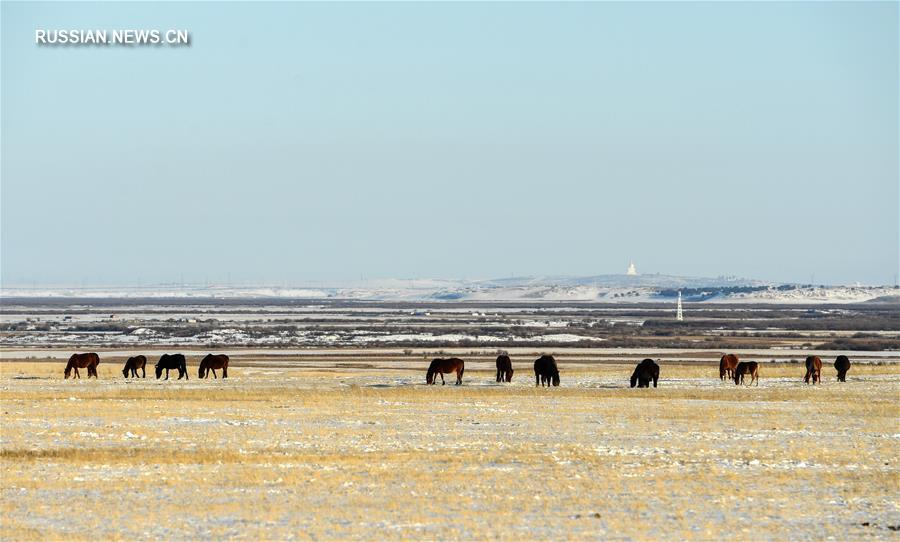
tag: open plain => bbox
[1,351,898,540]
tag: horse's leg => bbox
[223,366,227,378]
[440,373,445,385]
[212,368,217,379]
[141,366,146,378]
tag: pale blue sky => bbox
[2,2,898,286]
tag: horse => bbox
[426,358,464,385]
[122,355,147,378]
[534,355,560,387]
[734,361,759,386]
[804,356,823,384]
[65,353,100,379]
[719,354,739,381]
[834,355,851,382]
[630,358,660,388]
[495,355,514,383]
[198,354,229,379]
[155,354,188,380]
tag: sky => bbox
[1,2,898,286]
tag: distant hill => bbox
[2,275,897,304]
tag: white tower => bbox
[676,291,684,321]
[626,261,637,276]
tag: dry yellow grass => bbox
[1,358,898,540]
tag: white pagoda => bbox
[626,261,637,276]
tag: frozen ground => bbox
[1,360,897,540]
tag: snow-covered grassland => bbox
[1,358,897,540]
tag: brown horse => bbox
[834,355,851,382]
[804,356,822,384]
[534,355,560,387]
[496,355,514,383]
[426,358,464,385]
[719,354,739,381]
[65,353,100,379]
[199,354,229,379]
[122,355,147,378]
[734,361,759,386]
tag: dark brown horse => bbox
[631,358,660,388]
[199,354,229,379]
[155,354,188,380]
[65,353,100,379]
[834,355,851,382]
[534,355,559,387]
[734,361,759,386]
[804,356,822,384]
[496,355,514,383]
[426,358,464,385]
[122,355,147,378]
[719,354,739,381]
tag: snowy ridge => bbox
[1,275,896,304]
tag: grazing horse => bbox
[534,355,560,387]
[496,355,514,383]
[630,358,660,388]
[198,354,229,379]
[122,355,147,378]
[426,358,465,385]
[734,361,759,386]
[719,354,739,381]
[155,354,188,380]
[804,356,823,385]
[834,355,851,382]
[65,353,100,379]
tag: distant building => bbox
[676,291,684,321]
[626,262,637,276]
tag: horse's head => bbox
[64,365,72,379]
[630,373,638,388]
[551,372,560,387]
[122,366,129,377]
[198,364,205,378]
[155,364,163,379]
[426,369,434,385]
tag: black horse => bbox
[834,355,851,382]
[496,355,514,383]
[155,354,188,380]
[534,355,559,387]
[630,358,660,388]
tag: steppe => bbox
[2,352,898,540]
